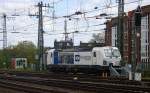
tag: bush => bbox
[142,70,150,78]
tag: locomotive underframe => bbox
[47,64,121,76]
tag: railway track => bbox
[0,70,149,86]
[0,78,70,93]
[0,70,128,81]
[0,74,150,93]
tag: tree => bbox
[89,32,105,43]
[13,41,37,64]
[0,41,37,69]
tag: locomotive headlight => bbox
[112,61,119,66]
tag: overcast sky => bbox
[0,0,150,48]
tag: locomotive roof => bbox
[60,48,92,52]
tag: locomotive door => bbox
[92,51,97,65]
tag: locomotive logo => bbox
[75,55,80,61]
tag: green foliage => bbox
[143,70,150,78]
[0,41,37,69]
[89,33,105,43]
[0,49,12,68]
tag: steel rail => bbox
[0,79,67,93]
[0,75,150,93]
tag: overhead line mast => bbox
[37,2,53,71]
[38,2,44,71]
[3,14,7,49]
[64,19,68,42]
[29,1,52,71]
[117,0,124,65]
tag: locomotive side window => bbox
[93,52,96,57]
[104,49,112,57]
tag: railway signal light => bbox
[135,5,141,27]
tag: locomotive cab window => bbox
[93,52,96,57]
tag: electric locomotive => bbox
[46,46,121,74]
